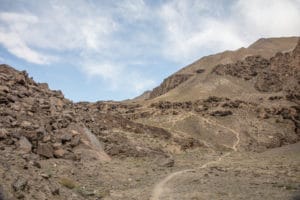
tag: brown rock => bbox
[32,161,41,168]
[0,97,9,104]
[12,177,28,191]
[42,135,51,142]
[52,142,62,150]
[20,121,32,129]
[51,187,60,195]
[70,135,80,147]
[0,128,8,139]
[37,144,53,158]
[60,133,72,143]
[210,110,233,117]
[0,85,10,93]
[18,136,32,154]
[159,157,175,167]
[54,149,66,158]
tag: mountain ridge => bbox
[145,36,299,101]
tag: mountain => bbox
[147,37,299,101]
[0,37,300,200]
[122,37,300,152]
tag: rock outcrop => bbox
[149,74,193,99]
[213,39,300,97]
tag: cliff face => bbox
[148,74,193,99]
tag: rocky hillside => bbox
[0,64,194,200]
[147,37,299,101]
[213,39,300,100]
[126,38,300,152]
[0,65,183,159]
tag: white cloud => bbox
[0,12,53,64]
[116,0,149,21]
[83,61,155,94]
[159,0,300,64]
[0,1,118,64]
[158,0,246,63]
[234,0,300,37]
[0,30,53,64]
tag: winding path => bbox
[150,112,240,200]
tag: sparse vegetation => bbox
[95,189,110,198]
[59,177,77,189]
[75,186,95,197]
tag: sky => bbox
[0,0,299,102]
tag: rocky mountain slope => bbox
[0,37,299,200]
[147,37,299,101]
[118,38,300,152]
[0,65,192,200]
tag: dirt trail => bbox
[149,112,240,200]
[192,113,240,151]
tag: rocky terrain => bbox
[148,37,299,102]
[0,65,187,200]
[0,37,300,200]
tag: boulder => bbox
[37,143,53,158]
[0,97,9,104]
[0,129,8,140]
[18,136,32,154]
[12,177,28,192]
[70,135,80,147]
[210,110,233,117]
[158,157,175,167]
[0,85,10,93]
[54,149,66,158]
[60,133,72,143]
[20,121,32,128]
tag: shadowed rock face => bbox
[149,74,193,99]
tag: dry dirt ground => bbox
[2,141,299,200]
[149,143,300,200]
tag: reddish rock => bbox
[53,149,66,158]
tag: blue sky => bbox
[0,0,299,102]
